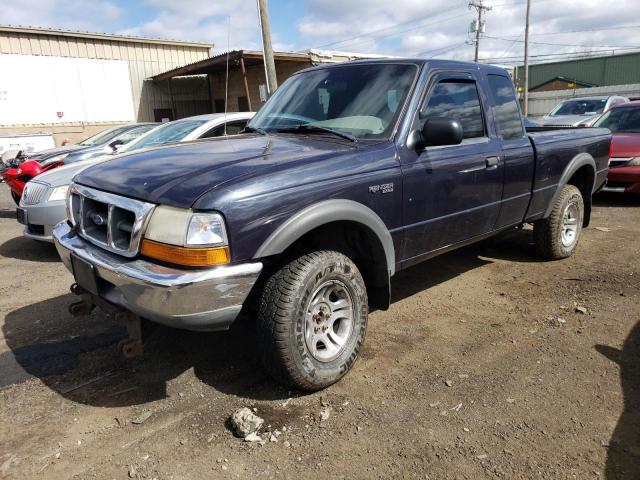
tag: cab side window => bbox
[487,74,525,140]
[421,80,485,139]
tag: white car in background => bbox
[17,112,255,242]
[542,95,629,127]
[116,112,255,155]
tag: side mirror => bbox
[109,139,124,151]
[416,118,463,149]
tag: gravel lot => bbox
[0,185,638,479]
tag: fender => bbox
[543,152,596,221]
[254,199,396,276]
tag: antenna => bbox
[224,15,230,136]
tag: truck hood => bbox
[611,132,640,158]
[74,135,357,208]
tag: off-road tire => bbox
[256,250,368,391]
[534,184,584,260]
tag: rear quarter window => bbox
[487,75,525,140]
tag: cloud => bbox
[0,0,123,33]
[119,0,263,49]
[295,0,640,64]
[2,0,640,65]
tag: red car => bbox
[593,101,640,193]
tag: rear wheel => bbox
[256,250,368,391]
[534,184,584,259]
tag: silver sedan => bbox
[17,112,254,242]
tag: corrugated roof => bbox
[151,50,312,81]
[0,24,213,49]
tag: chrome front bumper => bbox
[53,221,263,331]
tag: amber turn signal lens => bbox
[140,239,230,266]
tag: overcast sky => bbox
[2,0,640,65]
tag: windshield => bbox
[594,107,640,133]
[79,126,134,146]
[248,63,418,140]
[550,99,607,117]
[119,119,209,152]
[115,124,157,144]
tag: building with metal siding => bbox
[515,51,640,92]
[0,25,212,145]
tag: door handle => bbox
[486,156,500,169]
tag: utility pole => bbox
[469,0,492,62]
[256,0,278,96]
[523,0,532,115]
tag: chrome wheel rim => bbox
[304,280,354,363]
[561,202,579,247]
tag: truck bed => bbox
[526,127,611,221]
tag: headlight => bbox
[48,185,69,202]
[629,157,640,166]
[142,206,230,266]
[186,213,228,246]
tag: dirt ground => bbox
[0,186,638,480]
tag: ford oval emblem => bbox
[90,212,106,226]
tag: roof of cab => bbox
[296,58,512,76]
[609,100,640,109]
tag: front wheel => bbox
[256,250,368,391]
[10,191,20,205]
[534,184,584,259]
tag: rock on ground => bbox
[230,408,264,437]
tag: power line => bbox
[496,28,524,58]
[480,46,640,63]
[305,3,468,51]
[486,35,640,50]
[500,24,640,38]
[413,42,470,57]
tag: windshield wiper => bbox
[276,124,357,143]
[240,126,267,135]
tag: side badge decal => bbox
[369,183,394,194]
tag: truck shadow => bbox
[596,321,640,480]
[0,236,60,262]
[0,209,17,219]
[2,228,545,406]
[593,192,640,208]
[1,295,291,405]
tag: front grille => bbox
[69,184,155,257]
[609,157,632,168]
[21,182,49,205]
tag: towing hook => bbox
[70,283,86,295]
[114,311,144,359]
[68,283,95,316]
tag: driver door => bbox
[401,72,504,263]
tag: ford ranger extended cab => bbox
[52,60,610,391]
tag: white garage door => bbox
[0,54,134,125]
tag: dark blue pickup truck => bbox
[53,59,610,390]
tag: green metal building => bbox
[515,51,640,91]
